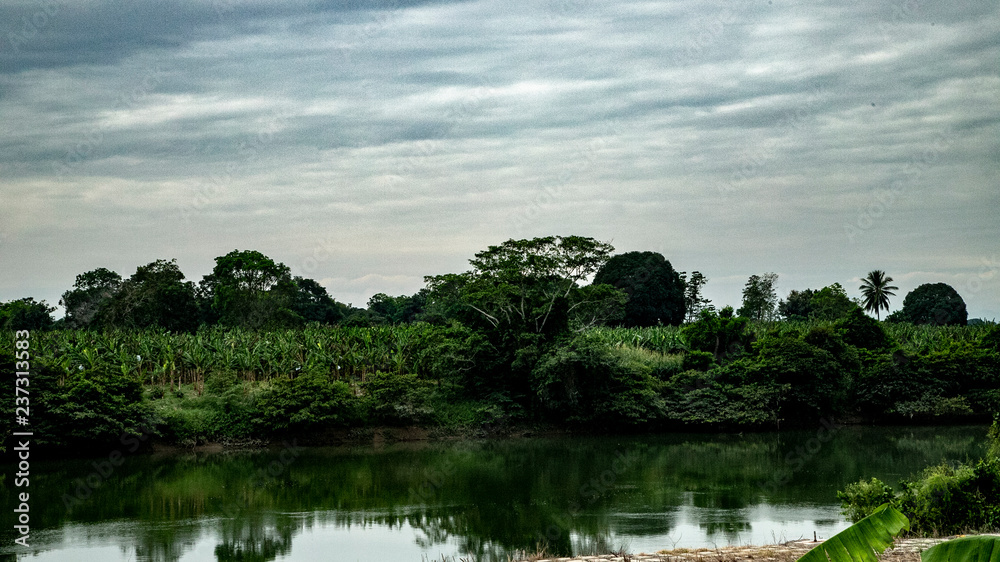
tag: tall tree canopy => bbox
[424,236,621,335]
[859,270,898,320]
[0,298,55,331]
[890,283,968,326]
[199,250,297,328]
[102,259,200,332]
[737,273,779,321]
[59,267,122,328]
[592,251,686,327]
[680,271,712,323]
[780,283,859,322]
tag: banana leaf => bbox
[797,504,910,562]
[922,537,1000,562]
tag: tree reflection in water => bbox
[0,426,987,561]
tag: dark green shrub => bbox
[838,308,893,350]
[682,350,715,371]
[532,333,664,426]
[32,365,154,449]
[838,477,894,522]
[361,371,437,425]
[257,372,358,433]
[896,458,1000,534]
[681,307,749,362]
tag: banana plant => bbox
[796,504,909,562]
[922,537,1000,562]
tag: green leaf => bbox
[797,504,909,562]
[921,537,1000,562]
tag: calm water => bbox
[2,425,987,561]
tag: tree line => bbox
[0,235,980,332]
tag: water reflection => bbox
[0,425,987,561]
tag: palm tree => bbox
[859,270,898,320]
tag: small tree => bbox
[680,271,713,323]
[737,273,779,322]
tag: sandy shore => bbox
[513,536,955,562]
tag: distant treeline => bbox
[0,236,988,333]
[2,236,997,454]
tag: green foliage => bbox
[682,349,715,371]
[32,364,154,449]
[199,250,298,329]
[840,425,1000,536]
[102,259,200,332]
[737,273,779,322]
[291,276,347,324]
[741,334,853,420]
[779,289,816,321]
[810,283,861,321]
[531,333,665,426]
[894,283,969,326]
[680,270,712,323]
[362,371,437,425]
[592,251,686,327]
[896,458,1000,534]
[838,307,893,350]
[0,297,55,331]
[256,372,359,433]
[424,235,618,335]
[837,478,895,522]
[681,307,750,362]
[60,267,122,328]
[921,536,1000,562]
[796,504,909,562]
[859,270,899,321]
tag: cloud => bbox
[1,0,998,319]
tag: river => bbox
[1,424,987,561]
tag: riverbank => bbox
[512,536,962,562]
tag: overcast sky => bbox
[1,0,998,320]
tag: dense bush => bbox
[361,371,437,425]
[256,372,359,433]
[531,333,665,427]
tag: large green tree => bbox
[424,236,621,335]
[59,267,122,328]
[102,259,200,332]
[737,272,779,321]
[199,250,297,328]
[859,270,898,320]
[592,251,686,327]
[291,276,347,325]
[890,283,968,326]
[0,298,55,331]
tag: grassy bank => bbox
[3,320,999,454]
